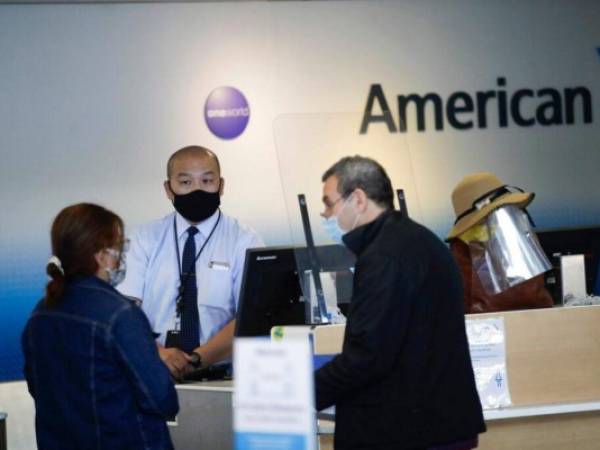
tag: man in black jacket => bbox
[316,156,486,450]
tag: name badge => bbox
[209,261,230,271]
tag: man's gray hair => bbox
[322,155,394,209]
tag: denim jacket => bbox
[22,276,179,450]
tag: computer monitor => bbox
[234,246,304,337]
[535,225,600,303]
[234,245,355,337]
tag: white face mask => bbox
[104,248,127,287]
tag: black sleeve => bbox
[314,250,426,410]
[111,305,179,418]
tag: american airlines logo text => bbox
[360,77,593,134]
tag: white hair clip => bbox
[48,255,65,276]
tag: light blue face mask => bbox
[321,195,359,245]
[321,215,345,245]
[105,248,127,287]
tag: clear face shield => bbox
[461,205,551,295]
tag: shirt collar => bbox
[174,209,221,240]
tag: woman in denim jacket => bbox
[22,203,179,450]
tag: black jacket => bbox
[315,211,485,450]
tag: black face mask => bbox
[169,183,221,223]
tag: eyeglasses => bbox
[323,196,343,210]
[321,196,343,217]
[106,239,130,257]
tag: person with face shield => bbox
[22,203,178,450]
[315,156,485,450]
[447,172,554,314]
[118,146,264,380]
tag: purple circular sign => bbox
[204,86,250,140]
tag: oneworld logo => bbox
[204,86,250,140]
[360,77,593,134]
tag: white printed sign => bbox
[233,338,317,450]
[561,254,587,301]
[465,317,512,409]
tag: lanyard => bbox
[173,209,222,319]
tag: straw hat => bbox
[446,172,534,241]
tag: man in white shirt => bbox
[119,145,264,378]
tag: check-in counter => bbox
[316,305,600,450]
[169,305,600,450]
[471,305,600,449]
[168,380,234,450]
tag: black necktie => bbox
[181,226,200,353]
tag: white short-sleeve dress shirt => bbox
[118,209,264,346]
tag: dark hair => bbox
[45,203,123,308]
[166,145,221,179]
[322,155,394,209]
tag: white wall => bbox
[0,0,598,247]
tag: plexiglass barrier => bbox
[273,112,421,324]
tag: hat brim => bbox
[446,192,534,241]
